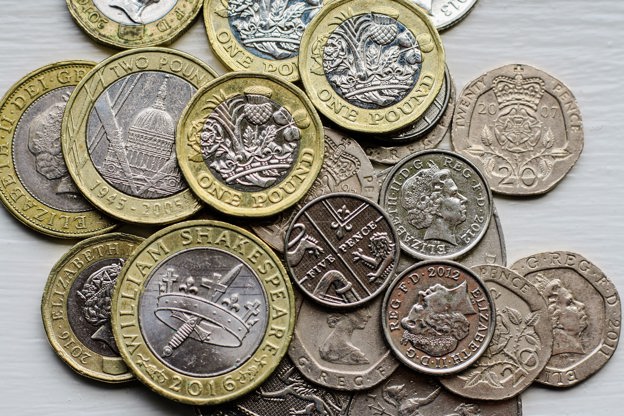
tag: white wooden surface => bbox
[0,1,622,414]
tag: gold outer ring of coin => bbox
[0,61,117,238]
[111,220,296,405]
[62,48,218,225]
[204,0,305,82]
[66,0,203,49]
[177,71,324,217]
[298,0,445,134]
[41,232,144,383]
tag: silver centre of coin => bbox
[87,71,194,199]
[380,150,493,260]
[228,0,323,60]
[93,0,178,25]
[323,12,422,109]
[201,87,301,192]
[13,86,91,212]
[138,247,268,377]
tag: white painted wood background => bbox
[0,0,622,414]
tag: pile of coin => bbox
[0,1,620,415]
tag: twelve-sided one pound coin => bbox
[299,0,445,134]
[42,232,143,382]
[112,220,295,405]
[177,72,323,217]
[0,61,116,238]
[382,261,495,375]
[62,48,217,225]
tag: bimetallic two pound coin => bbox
[380,150,493,260]
[204,0,326,81]
[41,233,143,382]
[62,48,218,225]
[299,0,445,133]
[112,220,295,405]
[382,261,495,375]
[0,61,116,238]
[66,0,203,49]
[177,72,323,217]
[451,64,583,196]
[285,193,399,308]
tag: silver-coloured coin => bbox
[511,251,621,388]
[288,294,399,391]
[451,63,583,196]
[252,128,379,253]
[348,366,522,416]
[379,150,493,260]
[364,69,456,164]
[87,71,194,199]
[412,0,480,31]
[93,0,177,25]
[382,260,496,375]
[285,193,399,308]
[196,357,353,416]
[440,264,552,400]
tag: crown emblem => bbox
[155,264,262,357]
[493,66,545,111]
[324,137,361,184]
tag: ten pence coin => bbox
[298,0,445,134]
[288,294,399,390]
[451,63,583,196]
[112,220,295,405]
[511,251,621,388]
[177,72,324,218]
[252,127,379,253]
[41,232,143,382]
[382,261,495,375]
[379,150,493,260]
[66,0,203,49]
[440,264,552,400]
[284,193,400,308]
[62,48,218,225]
[204,0,327,82]
[0,61,116,238]
[364,68,456,164]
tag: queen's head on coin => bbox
[544,278,588,355]
[400,161,467,245]
[108,0,163,24]
[319,308,372,365]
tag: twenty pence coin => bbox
[285,193,400,308]
[288,294,399,390]
[379,150,493,260]
[364,68,455,163]
[252,127,379,252]
[112,220,295,405]
[204,0,326,82]
[41,232,143,382]
[511,251,621,388]
[66,0,203,49]
[298,0,445,133]
[382,261,495,375]
[451,63,583,196]
[62,48,217,225]
[440,264,552,400]
[348,366,522,416]
[0,61,116,238]
[177,72,323,217]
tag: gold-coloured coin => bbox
[298,0,445,133]
[204,0,325,81]
[177,72,323,217]
[62,48,218,225]
[66,0,203,49]
[0,61,116,238]
[41,232,143,383]
[112,220,295,405]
